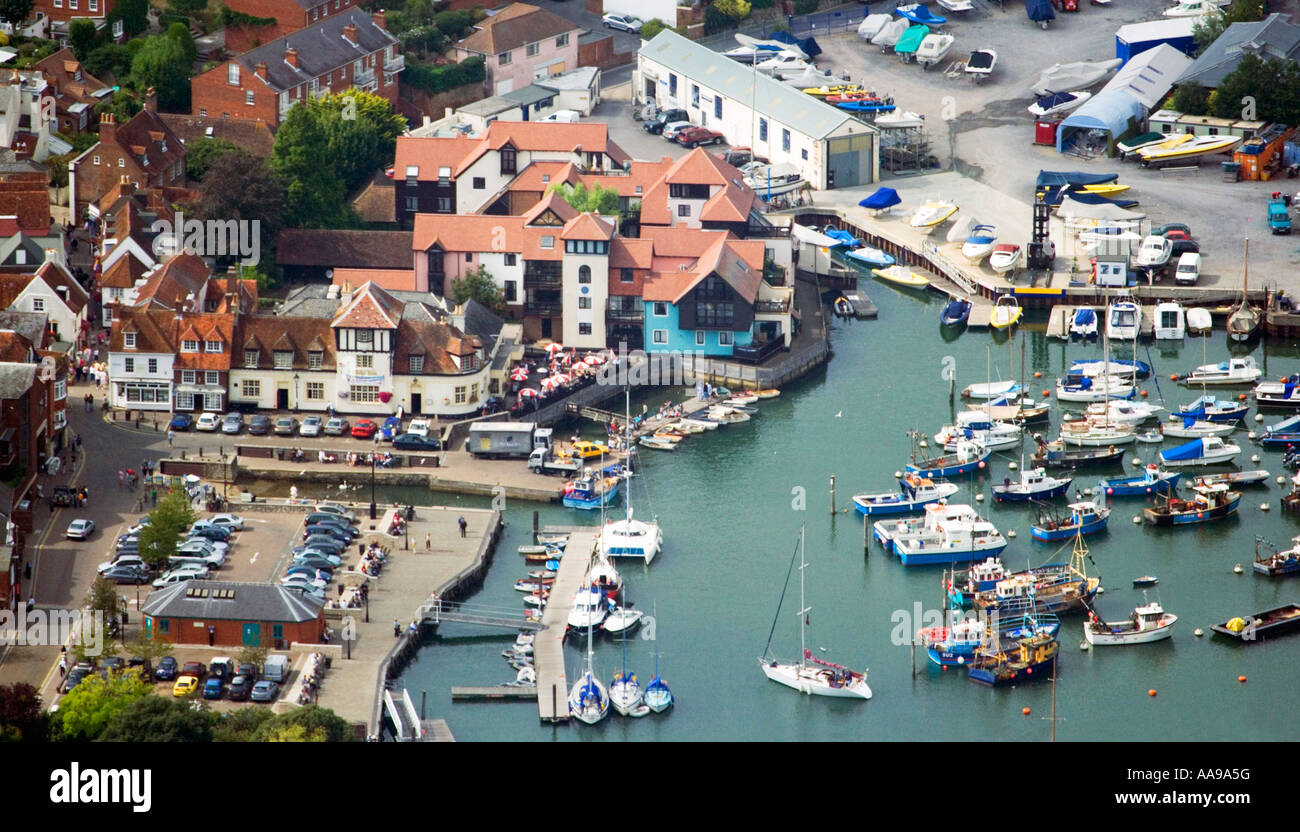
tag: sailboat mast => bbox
[799,525,807,670]
[624,384,631,524]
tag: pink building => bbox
[451,3,583,96]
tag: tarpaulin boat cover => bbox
[1055,197,1145,221]
[1036,171,1119,188]
[968,50,996,70]
[860,187,902,209]
[895,4,947,24]
[1040,189,1139,209]
[1161,438,1206,461]
[1073,308,1096,326]
[1025,0,1055,22]
[769,30,821,58]
[858,13,891,39]
[872,18,910,47]
[1031,59,1121,96]
[896,24,931,53]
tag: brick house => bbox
[223,0,366,53]
[189,9,402,130]
[68,101,186,226]
[31,49,112,135]
[33,0,117,29]
[0,160,53,232]
[452,3,582,96]
[141,581,325,648]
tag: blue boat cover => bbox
[895,4,947,24]
[1040,188,1139,209]
[1161,438,1205,461]
[1072,308,1096,326]
[860,187,901,209]
[1268,415,1300,434]
[1036,171,1118,188]
[768,30,821,58]
[1025,0,1055,21]
[837,100,897,112]
[825,228,859,246]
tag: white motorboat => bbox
[1059,421,1137,446]
[961,224,998,262]
[965,48,997,82]
[1084,400,1164,425]
[872,17,910,47]
[1254,376,1300,408]
[936,420,1021,452]
[603,607,644,636]
[992,467,1072,502]
[916,33,956,69]
[1135,235,1173,269]
[567,587,609,631]
[1185,307,1213,335]
[910,199,958,229]
[961,379,1022,400]
[1084,601,1177,645]
[756,51,811,77]
[1163,0,1221,18]
[1161,418,1235,439]
[988,244,1021,275]
[1068,307,1098,340]
[1030,59,1121,96]
[1107,298,1141,341]
[873,503,980,552]
[743,163,808,197]
[1154,302,1186,340]
[1158,435,1241,467]
[759,527,872,699]
[946,214,977,244]
[1056,374,1135,402]
[858,12,891,39]
[989,294,1023,329]
[1071,359,1146,378]
[937,0,974,10]
[1028,90,1091,118]
[893,515,1008,566]
[1179,356,1261,386]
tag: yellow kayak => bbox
[1076,183,1130,195]
[872,265,930,289]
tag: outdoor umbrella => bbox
[546,343,564,354]
[519,388,539,398]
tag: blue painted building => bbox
[641,234,763,357]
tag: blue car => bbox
[202,677,225,700]
[380,416,402,441]
[154,656,178,681]
[169,413,194,431]
[250,680,280,703]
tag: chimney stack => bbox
[98,112,116,143]
[343,22,358,44]
[372,9,387,30]
[145,87,157,113]
[255,61,268,80]
[285,47,299,68]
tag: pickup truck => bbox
[528,447,583,476]
[1269,198,1291,235]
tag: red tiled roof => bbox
[173,313,235,372]
[99,255,150,290]
[332,282,405,330]
[234,316,337,371]
[110,307,176,354]
[132,253,209,311]
[521,190,577,225]
[332,268,417,293]
[560,212,613,241]
[410,215,564,261]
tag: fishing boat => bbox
[1059,420,1137,446]
[894,24,931,60]
[1056,374,1136,403]
[1227,240,1262,342]
[905,438,990,478]
[961,379,1021,399]
[965,48,997,82]
[941,297,972,326]
[1031,437,1125,468]
[874,503,978,552]
[892,513,1008,566]
[1154,302,1186,340]
[1116,132,1166,157]
[989,294,1022,329]
[1084,400,1164,425]
[562,472,621,509]
[1193,470,1270,487]
[1139,134,1242,164]
[1084,601,1177,645]
[1185,307,1213,335]
[919,611,1060,667]
[834,296,854,317]
[844,246,895,267]
[915,33,955,68]
[852,475,960,516]
[1028,90,1091,117]
[992,467,1072,502]
[961,224,998,261]
[1258,414,1300,447]
[1133,575,1158,587]
[967,633,1059,685]
[1143,483,1241,525]
[1031,501,1110,541]
[946,556,1009,604]
[1178,356,1261,386]
[1213,604,1300,642]
[1161,418,1235,439]
[742,163,808,197]
[1254,375,1300,408]
[1173,394,1247,423]
[759,527,872,699]
[1159,436,1240,466]
[1106,297,1141,341]
[972,531,1099,616]
[909,200,958,228]
[1253,535,1300,577]
[988,245,1021,275]
[895,3,947,24]
[872,265,930,289]
[1098,464,1180,496]
[1068,307,1098,340]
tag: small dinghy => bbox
[961,224,997,262]
[1193,470,1270,487]
[1135,430,1163,443]
[535,533,568,547]
[755,388,781,399]
[989,244,1021,275]
[988,294,1022,328]
[938,0,974,10]
[844,246,895,267]
[834,296,854,317]
[1185,307,1213,335]
[823,227,861,247]
[1132,576,1158,587]
[965,48,997,83]
[872,265,930,289]
[1069,307,1098,340]
[640,435,679,451]
[941,297,972,327]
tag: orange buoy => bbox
[1034,371,1042,378]
[1238,393,1248,402]
[1022,707,1031,715]
[1139,389,1148,398]
[1148,689,1157,697]
[1042,389,1051,397]
[1238,675,1247,683]
[1169,374,1178,381]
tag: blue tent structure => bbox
[769,30,822,58]
[860,188,901,210]
[1056,90,1145,153]
[1025,0,1054,23]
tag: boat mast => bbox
[798,525,808,672]
[624,383,631,526]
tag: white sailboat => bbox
[644,602,674,713]
[602,388,663,564]
[568,551,609,724]
[608,615,646,717]
[759,527,871,699]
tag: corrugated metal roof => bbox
[640,30,863,141]
[1099,43,1192,109]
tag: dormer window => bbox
[308,351,323,369]
[500,147,517,175]
[405,165,419,183]
[409,355,423,374]
[182,339,199,352]
[244,349,259,367]
[438,166,450,186]
[124,332,136,349]
[205,340,222,353]
[273,350,293,369]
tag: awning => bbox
[174,384,226,394]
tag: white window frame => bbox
[652,302,668,317]
[409,355,423,374]
[124,332,136,349]
[228,64,240,86]
[350,384,379,403]
[182,339,199,352]
[719,332,734,346]
[306,381,324,400]
[696,331,706,346]
[244,349,258,367]
[147,358,158,374]
[181,370,196,384]
[273,351,293,370]
[308,352,323,370]
[652,330,668,345]
[31,297,44,312]
[242,379,260,398]
[205,340,222,353]
[205,371,220,385]
[356,353,374,370]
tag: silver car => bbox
[221,413,245,434]
[323,417,349,436]
[300,415,323,437]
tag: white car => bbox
[66,519,95,540]
[152,565,210,588]
[406,419,431,438]
[98,554,147,574]
[314,503,358,523]
[602,13,641,32]
[195,412,221,431]
[180,536,229,553]
[127,517,151,535]
[662,121,693,142]
[280,573,328,590]
[194,513,245,532]
[300,415,323,437]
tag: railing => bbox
[755,299,791,314]
[525,302,562,316]
[732,337,784,364]
[744,224,791,239]
[606,309,644,322]
[523,274,562,289]
[384,54,406,73]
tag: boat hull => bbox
[992,481,1071,502]
[905,457,985,478]
[968,653,1056,686]
[1084,617,1177,645]
[1143,495,1240,525]
[896,541,1007,566]
[759,659,872,698]
[1031,514,1108,541]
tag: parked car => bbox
[299,536,345,554]
[155,656,178,681]
[235,662,258,682]
[324,417,350,436]
[643,108,690,135]
[540,109,581,123]
[202,677,225,700]
[169,413,194,431]
[394,433,441,452]
[1174,252,1202,285]
[66,518,95,540]
[1154,223,1191,238]
[194,513,245,532]
[300,415,323,437]
[662,121,693,142]
[250,680,280,703]
[293,555,342,571]
[50,486,77,508]
[718,147,767,168]
[248,414,272,435]
[283,585,326,604]
[351,418,378,438]
[273,416,298,436]
[571,441,610,459]
[195,412,221,432]
[379,417,402,441]
[172,676,199,697]
[126,517,151,535]
[675,126,725,148]
[209,658,234,681]
[314,503,358,522]
[304,524,352,544]
[103,565,150,585]
[406,418,431,437]
[182,661,206,679]
[152,565,210,588]
[285,564,332,580]
[228,675,253,701]
[178,538,228,555]
[1168,238,1200,258]
[602,12,641,32]
[188,526,231,543]
[221,413,245,435]
[169,551,225,570]
[99,554,146,574]
[282,573,328,590]
[102,656,124,674]
[63,666,91,692]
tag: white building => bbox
[4,255,90,348]
[108,307,175,411]
[635,29,879,190]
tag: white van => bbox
[1174,252,1201,285]
[540,109,581,123]
[263,654,291,682]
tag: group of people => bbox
[359,541,389,577]
[295,652,327,706]
[117,468,145,490]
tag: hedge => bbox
[402,55,485,94]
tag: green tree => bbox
[273,104,353,228]
[548,182,621,216]
[236,644,268,670]
[51,672,151,740]
[0,682,46,742]
[640,19,671,39]
[1170,83,1210,116]
[130,34,192,112]
[167,21,198,66]
[793,0,819,14]
[123,631,173,678]
[109,0,150,38]
[169,0,209,15]
[1210,53,1300,125]
[95,88,142,122]
[69,19,101,61]
[713,0,751,19]
[185,136,242,181]
[212,706,275,741]
[0,0,33,28]
[137,489,196,570]
[184,150,284,270]
[84,44,134,81]
[449,265,505,313]
[99,695,213,742]
[250,705,355,742]
[87,576,120,629]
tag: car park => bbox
[188,526,231,543]
[248,414,272,435]
[155,657,178,681]
[194,513,245,532]
[324,417,350,436]
[662,121,693,142]
[351,418,378,438]
[172,676,199,697]
[66,519,95,539]
[642,108,690,135]
[675,126,725,148]
[195,413,221,432]
[103,565,150,584]
[250,680,280,703]
[602,12,641,32]
[169,413,194,431]
[228,675,253,701]
[306,515,356,533]
[300,415,323,437]
[273,416,299,436]
[380,417,402,440]
[394,433,441,451]
[202,677,225,699]
[221,413,245,435]
[152,565,210,588]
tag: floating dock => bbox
[533,526,600,722]
[451,686,538,701]
[1046,305,1155,340]
[838,290,878,319]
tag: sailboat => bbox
[759,527,871,699]
[1227,239,1261,342]
[644,602,673,713]
[609,619,646,717]
[568,550,610,724]
[602,388,663,564]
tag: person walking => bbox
[58,657,67,677]
[424,533,432,552]
[393,619,401,638]
[458,516,468,538]
[117,469,124,488]
[167,429,174,447]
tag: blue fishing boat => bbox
[972,532,1099,616]
[1260,414,1300,447]
[853,475,960,516]
[1254,535,1300,577]
[562,472,621,510]
[895,3,947,24]
[1031,501,1110,541]
[920,612,1061,667]
[991,468,1072,502]
[874,503,978,552]
[1174,394,1248,423]
[905,439,990,478]
[844,246,895,267]
[968,632,1059,685]
[941,297,972,327]
[1098,465,1180,496]
[1142,483,1240,526]
[823,227,860,247]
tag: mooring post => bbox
[533,510,539,538]
[910,640,916,678]
[863,511,869,557]
[829,475,836,516]
[420,690,427,720]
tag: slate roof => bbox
[158,114,276,158]
[141,580,325,623]
[0,362,34,400]
[456,4,580,56]
[1177,13,1300,87]
[276,229,414,270]
[0,310,48,347]
[234,9,399,95]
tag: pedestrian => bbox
[35,484,42,500]
[151,488,157,506]
[58,657,67,677]
[23,561,31,580]
[25,597,34,613]
[393,619,400,638]
[208,625,215,646]
[117,469,124,488]
[458,516,468,538]
[167,428,174,447]
[409,620,418,635]
[358,543,365,556]
[424,532,432,552]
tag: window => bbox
[124,332,136,349]
[578,297,591,309]
[759,119,767,143]
[306,382,324,400]
[205,371,219,385]
[89,0,97,9]
[228,64,240,86]
[504,253,517,266]
[715,96,722,119]
[69,0,76,8]
[54,379,66,401]
[473,177,485,189]
[437,166,450,185]
[118,159,125,167]
[652,302,668,317]
[148,359,158,374]
[159,619,169,633]
[454,386,467,404]
[54,0,61,6]
[696,331,706,346]
[123,358,134,373]
[350,385,379,403]
[31,297,44,312]
[540,235,554,249]
[356,354,374,370]
[719,332,734,346]
[578,266,591,284]
[92,155,99,165]
[556,33,569,47]
[243,380,260,398]
[182,340,198,352]
[245,91,255,106]
[620,268,633,283]
[526,42,539,57]
[273,351,292,369]
[273,624,284,640]
[308,352,323,370]
[244,349,258,367]
[669,183,709,199]
[181,371,195,384]
[408,355,424,374]
[504,281,517,302]
[694,301,734,328]
[579,323,592,335]
[678,204,691,218]
[498,52,512,66]
[405,197,418,211]
[357,326,374,344]
[801,148,808,160]
[691,85,699,107]
[782,129,791,153]
[435,197,452,213]
[669,74,677,97]
[500,148,517,174]
[205,340,222,353]
[652,330,668,344]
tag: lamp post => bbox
[293,373,300,413]
[369,453,377,520]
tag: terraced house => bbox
[451,3,583,96]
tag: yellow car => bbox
[172,675,199,697]
[571,441,611,459]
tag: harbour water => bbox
[341,278,1300,741]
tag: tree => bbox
[108,0,150,38]
[169,0,209,15]
[1170,83,1210,116]
[130,34,192,112]
[167,21,198,67]
[0,0,33,29]
[95,88,142,122]
[184,150,284,271]
[250,705,355,742]
[84,44,134,82]
[185,136,242,181]
[123,631,173,678]
[51,672,151,741]
[87,576,120,630]
[273,104,353,229]
[640,19,671,39]
[137,488,196,570]
[212,706,275,742]
[1210,53,1300,125]
[98,695,213,742]
[236,644,268,670]
[548,182,621,216]
[0,682,46,742]
[69,19,101,62]
[449,265,505,313]
[713,0,751,19]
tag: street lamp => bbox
[293,373,300,413]
[369,453,376,520]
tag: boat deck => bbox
[534,525,599,722]
[965,297,997,328]
[1046,305,1154,340]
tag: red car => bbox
[675,126,725,148]
[351,419,378,438]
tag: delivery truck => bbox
[467,422,552,458]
